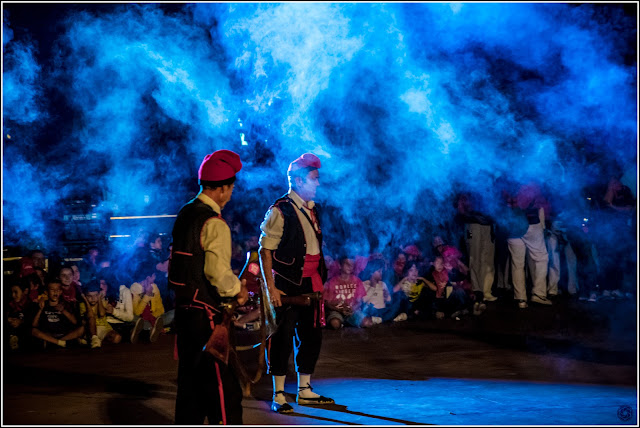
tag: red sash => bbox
[302,254,325,327]
[302,254,323,292]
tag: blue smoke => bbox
[2,3,636,259]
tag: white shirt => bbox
[362,280,391,310]
[198,193,242,298]
[259,190,320,255]
[106,284,134,323]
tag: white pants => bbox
[508,223,549,301]
[465,223,495,297]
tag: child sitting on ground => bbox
[31,279,85,348]
[7,278,31,351]
[360,258,399,323]
[324,256,371,329]
[99,274,135,340]
[422,256,471,320]
[80,280,122,345]
[394,261,429,319]
[130,261,165,343]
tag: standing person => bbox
[454,192,497,312]
[259,153,335,414]
[507,182,553,308]
[170,150,248,425]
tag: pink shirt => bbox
[323,274,366,307]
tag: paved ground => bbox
[3,293,638,425]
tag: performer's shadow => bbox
[274,393,425,425]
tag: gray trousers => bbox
[465,223,496,298]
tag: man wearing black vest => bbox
[169,150,248,425]
[259,153,334,414]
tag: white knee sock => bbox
[297,373,320,398]
[273,375,286,404]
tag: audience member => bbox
[81,280,121,346]
[31,279,85,349]
[393,261,429,319]
[454,192,497,305]
[79,247,100,285]
[423,256,471,320]
[324,256,371,329]
[360,258,399,323]
[99,273,136,340]
[23,272,44,303]
[7,278,31,351]
[130,261,165,343]
[505,183,553,309]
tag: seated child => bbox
[360,258,400,323]
[99,274,135,338]
[7,278,31,351]
[21,273,44,303]
[80,280,122,345]
[324,256,371,329]
[130,262,165,343]
[31,279,85,348]
[62,266,101,348]
[422,256,471,319]
[393,261,429,319]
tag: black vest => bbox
[271,194,327,293]
[169,197,222,308]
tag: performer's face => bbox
[296,169,320,201]
[219,183,235,208]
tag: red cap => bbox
[198,150,242,182]
[287,153,321,174]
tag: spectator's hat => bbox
[198,150,242,184]
[287,153,321,174]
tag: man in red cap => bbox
[169,149,248,425]
[259,153,334,414]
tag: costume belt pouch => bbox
[204,304,234,365]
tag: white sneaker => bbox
[150,317,164,343]
[371,316,383,325]
[91,335,102,349]
[130,318,144,344]
[393,313,408,322]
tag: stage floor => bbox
[3,294,637,425]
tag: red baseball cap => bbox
[287,153,321,174]
[198,150,242,183]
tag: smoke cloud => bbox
[2,3,636,259]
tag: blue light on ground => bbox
[270,378,637,425]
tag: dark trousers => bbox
[266,278,322,376]
[174,308,243,425]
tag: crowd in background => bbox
[5,174,637,351]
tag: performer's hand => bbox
[236,279,249,306]
[269,286,286,308]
